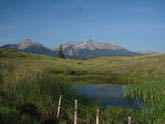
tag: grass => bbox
[124,81,165,124]
[0,48,165,85]
[0,48,165,123]
[0,70,96,123]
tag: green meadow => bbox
[0,48,165,124]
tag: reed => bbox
[124,81,165,124]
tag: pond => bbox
[74,84,142,109]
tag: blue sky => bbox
[0,0,165,52]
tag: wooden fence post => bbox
[128,116,132,124]
[74,99,78,124]
[96,109,99,124]
[56,95,62,119]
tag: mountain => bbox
[52,40,140,59]
[136,50,158,55]
[0,39,58,57]
[0,39,140,59]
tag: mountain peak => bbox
[18,39,44,50]
[21,39,33,44]
[87,39,94,43]
[62,41,77,49]
[18,39,34,50]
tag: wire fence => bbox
[55,95,139,124]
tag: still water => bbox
[74,84,141,109]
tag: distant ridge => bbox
[52,40,140,59]
[136,50,158,55]
[0,39,141,59]
[0,39,58,57]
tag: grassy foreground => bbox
[0,48,165,84]
[0,48,165,124]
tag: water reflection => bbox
[74,84,141,109]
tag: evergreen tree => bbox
[57,44,65,58]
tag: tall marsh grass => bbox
[124,81,165,124]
